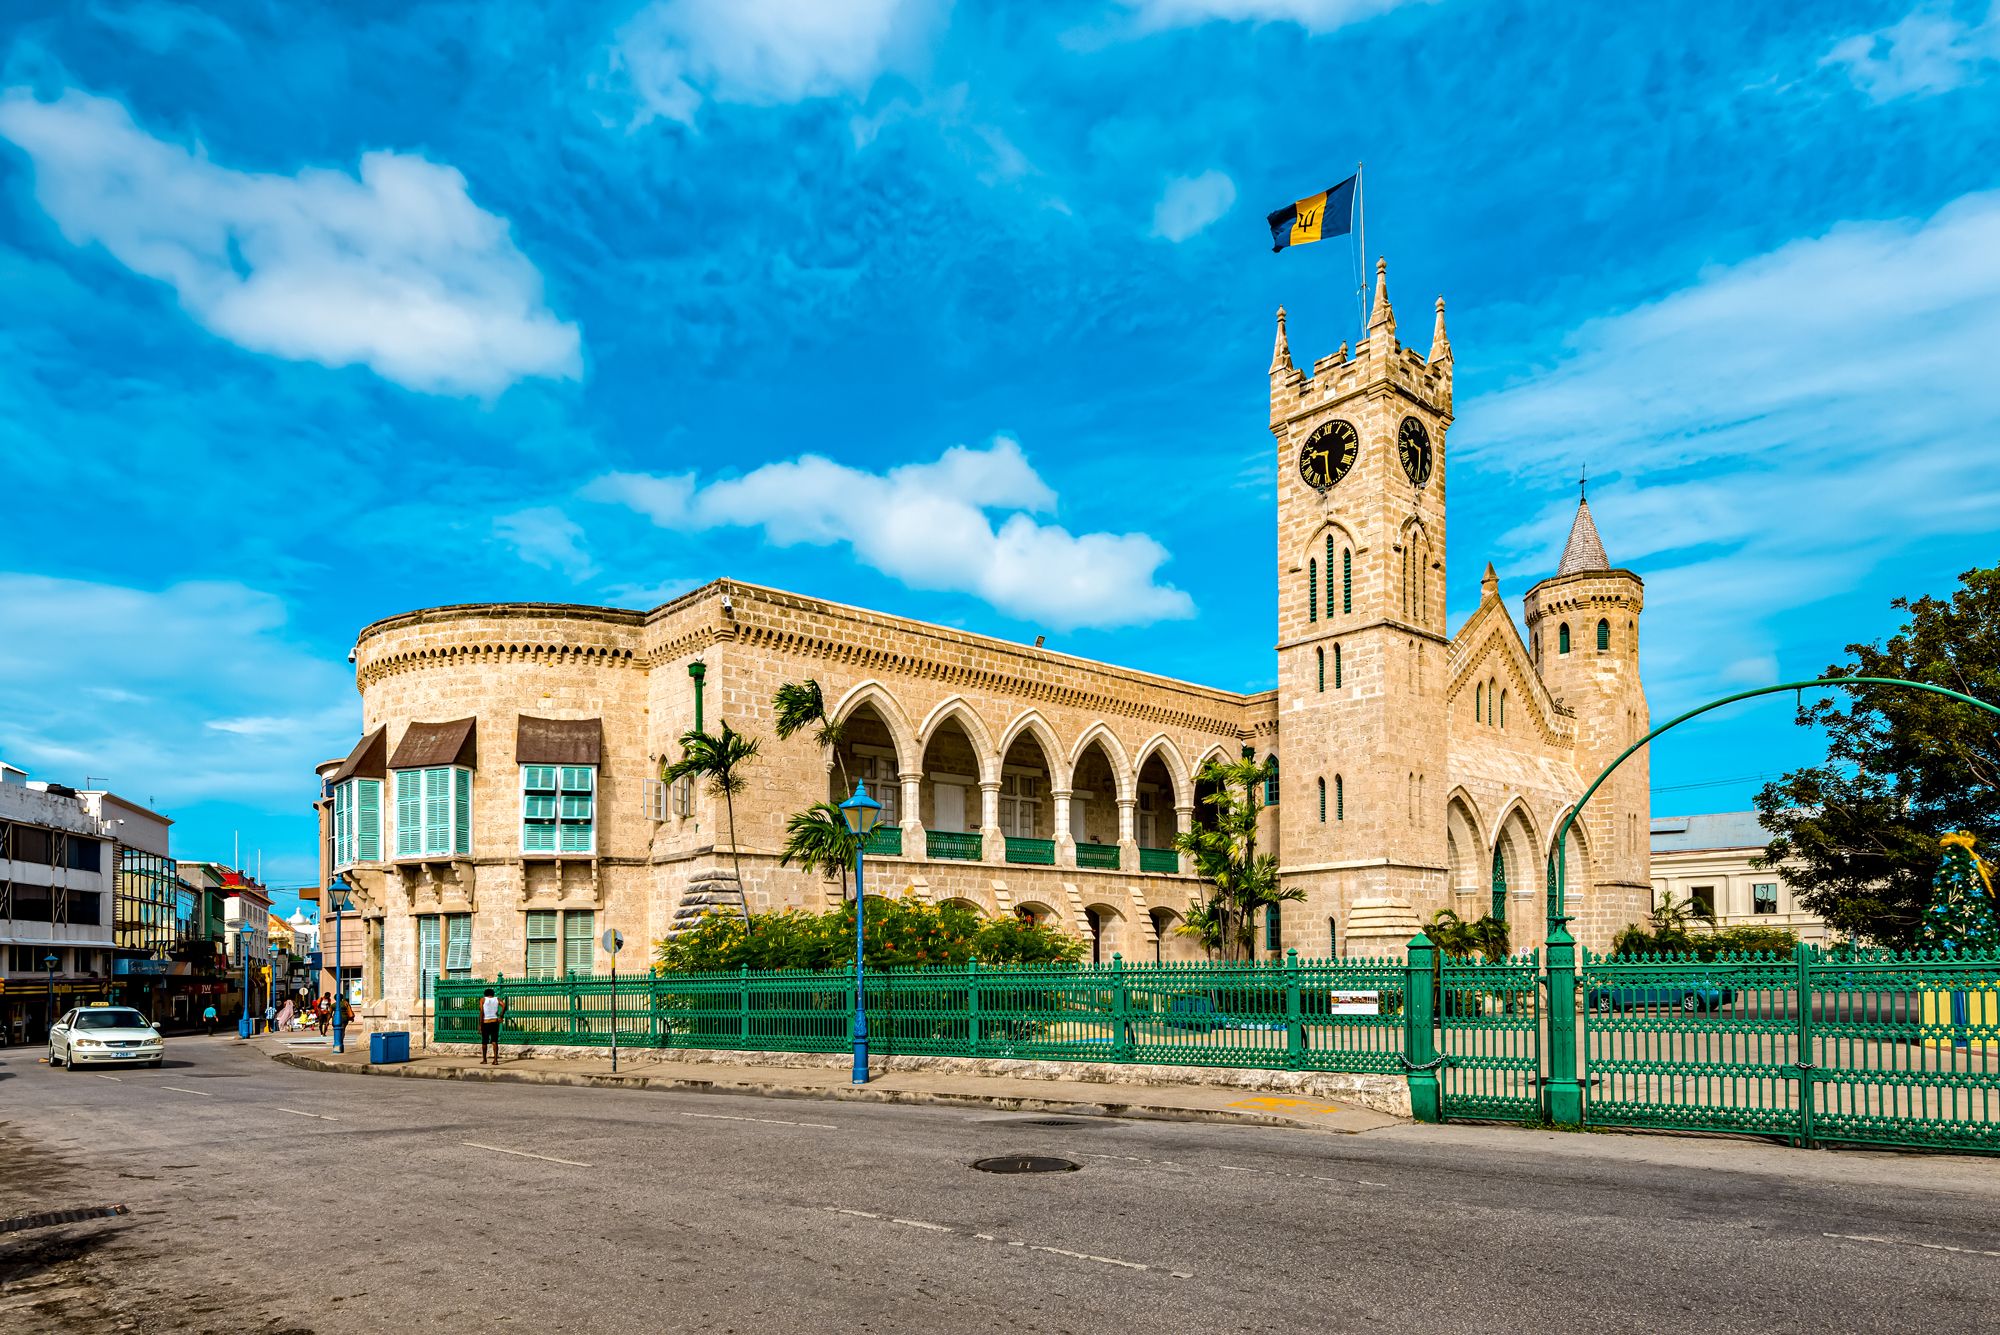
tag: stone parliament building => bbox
[317,262,1651,1025]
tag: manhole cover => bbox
[1016,1118,1090,1128]
[973,1155,1080,1174]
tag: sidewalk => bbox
[269,1039,1405,1134]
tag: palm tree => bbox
[780,802,863,900]
[773,679,849,791]
[1173,756,1300,960]
[663,721,761,924]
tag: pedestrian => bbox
[478,988,506,1065]
[263,1002,275,1035]
[315,998,330,1036]
[203,1002,218,1036]
[276,998,295,1033]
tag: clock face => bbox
[1398,416,1433,487]
[1298,419,1359,492]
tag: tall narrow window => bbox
[1499,690,1507,728]
[1316,647,1324,692]
[1490,845,1508,923]
[1558,623,1571,654]
[523,765,596,854]
[1317,778,1326,822]
[1325,535,1336,617]
[1597,618,1610,652]
[1334,644,1343,688]
[444,914,472,981]
[563,910,595,975]
[1342,549,1352,613]
[332,778,382,868]
[1401,548,1410,615]
[418,915,441,1002]
[1308,558,1318,622]
[526,910,559,980]
[1265,902,1282,953]
[394,765,473,859]
[1328,917,1338,958]
[1336,775,1345,820]
[1475,684,1483,722]
[1263,756,1279,806]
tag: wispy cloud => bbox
[1822,3,2000,102]
[1151,170,1237,242]
[607,0,945,129]
[583,437,1196,630]
[0,87,581,396]
[494,505,597,579]
[1114,0,1437,35]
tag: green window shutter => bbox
[395,771,422,857]
[525,911,558,979]
[559,766,594,793]
[1334,644,1342,688]
[1317,778,1326,822]
[524,819,557,853]
[558,818,593,853]
[444,914,472,975]
[453,767,472,857]
[333,782,352,867]
[1325,536,1335,616]
[418,915,440,1001]
[356,779,382,862]
[1490,845,1507,923]
[1266,902,1281,952]
[1336,775,1344,821]
[1263,757,1278,806]
[1559,623,1571,654]
[422,767,450,856]
[563,911,593,975]
[1597,618,1610,652]
[1342,549,1352,613]
[523,765,557,791]
[1308,558,1317,622]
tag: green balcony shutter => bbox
[524,764,557,791]
[418,915,440,1001]
[445,914,472,976]
[559,766,593,793]
[395,771,421,857]
[526,910,558,979]
[453,767,472,857]
[563,911,594,975]
[422,767,450,856]
[356,779,382,862]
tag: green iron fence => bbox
[1436,950,1542,1122]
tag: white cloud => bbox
[1822,3,2000,102]
[1465,189,2000,706]
[1151,170,1237,242]
[1117,0,1435,34]
[0,575,353,811]
[494,506,597,578]
[609,0,942,129]
[584,437,1195,629]
[0,87,581,396]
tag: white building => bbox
[1,763,117,1042]
[1650,811,1829,942]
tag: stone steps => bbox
[667,868,747,936]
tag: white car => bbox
[48,1005,165,1069]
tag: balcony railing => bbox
[1139,846,1180,874]
[1075,843,1119,870]
[926,830,983,861]
[863,827,902,857]
[1004,837,1055,865]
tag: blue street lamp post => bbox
[838,781,883,1086]
[330,882,350,1054]
[43,953,58,1041]
[237,924,254,1038]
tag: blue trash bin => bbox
[369,1030,410,1064]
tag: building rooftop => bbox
[1651,810,1774,853]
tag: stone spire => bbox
[1270,305,1292,373]
[1368,257,1395,338]
[1556,474,1611,575]
[1481,561,1499,601]
[1428,296,1451,365]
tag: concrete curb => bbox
[270,1051,1378,1132]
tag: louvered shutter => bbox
[422,768,449,856]
[525,911,558,978]
[453,767,472,856]
[563,911,593,975]
[356,779,382,862]
[445,914,471,974]
[418,915,440,1001]
[396,771,422,857]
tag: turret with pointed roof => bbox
[1557,490,1610,576]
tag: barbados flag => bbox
[1266,175,1357,253]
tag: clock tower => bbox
[1267,259,1455,945]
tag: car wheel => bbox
[47,1046,61,1068]
[63,1051,80,1071]
[1591,996,1614,1014]
[1681,993,1702,1014]
[148,1058,164,1069]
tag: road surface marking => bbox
[93,1074,121,1082]
[1226,1095,1345,1114]
[1824,1232,2000,1259]
[276,1108,339,1121]
[461,1142,591,1168]
[823,1208,1191,1279]
[672,1110,837,1130]
[161,1085,213,1097]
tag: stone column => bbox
[980,781,1003,863]
[1117,796,1139,869]
[1051,788,1075,866]
[899,772,924,858]
[1174,803,1196,875]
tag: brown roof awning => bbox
[388,718,477,770]
[517,716,603,767]
[328,726,387,784]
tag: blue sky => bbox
[2,0,1997,900]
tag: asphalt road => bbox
[2,1035,1997,1334]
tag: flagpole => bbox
[1355,161,1367,335]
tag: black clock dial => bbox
[1398,416,1432,487]
[1298,419,1358,492]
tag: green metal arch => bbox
[1549,676,2000,932]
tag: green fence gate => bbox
[1436,950,1542,1123]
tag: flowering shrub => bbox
[653,896,1084,974]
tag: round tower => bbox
[1522,490,1650,944]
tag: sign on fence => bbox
[1325,991,1380,1015]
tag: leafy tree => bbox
[1423,908,1511,961]
[1754,565,2000,946]
[662,721,761,923]
[653,897,1083,973]
[773,679,849,791]
[1172,756,1301,960]
[780,802,862,901]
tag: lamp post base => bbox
[238,1017,252,1039]
[852,1037,869,1085]
[331,1022,345,1054]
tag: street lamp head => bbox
[838,781,882,836]
[43,954,58,969]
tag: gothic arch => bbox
[1489,797,1545,929]
[1295,518,1360,577]
[1131,734,1192,808]
[1445,788,1484,898]
[1065,722,1133,800]
[1548,807,1594,902]
[917,696,998,784]
[995,708,1065,782]
[1193,742,1233,773]
[827,679,919,774]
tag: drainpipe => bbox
[688,660,706,735]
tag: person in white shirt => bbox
[478,988,506,1064]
